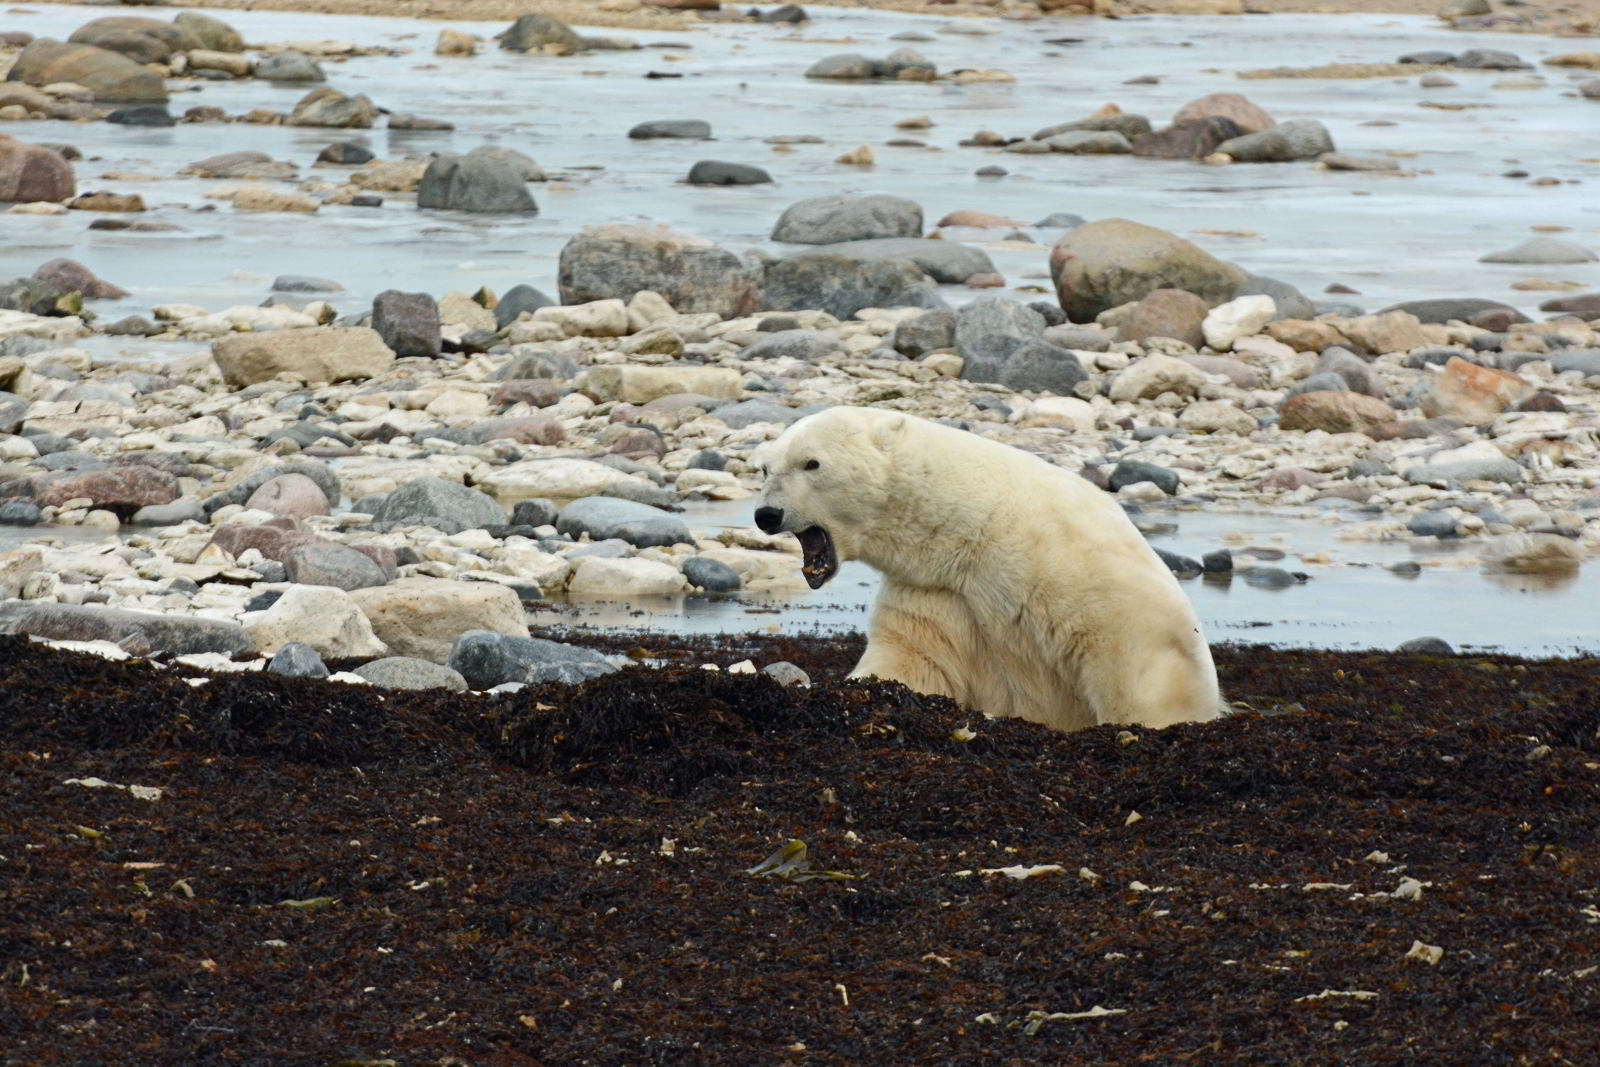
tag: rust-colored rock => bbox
[34,466,179,514]
[1170,92,1276,134]
[1420,356,1535,425]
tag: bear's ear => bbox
[869,412,908,452]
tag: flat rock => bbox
[352,656,468,691]
[447,629,616,688]
[212,327,394,387]
[629,119,711,139]
[0,602,251,656]
[800,238,994,284]
[556,496,692,548]
[1478,237,1596,265]
[351,578,529,663]
[568,556,688,596]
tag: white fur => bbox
[757,406,1221,731]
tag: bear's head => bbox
[753,406,907,589]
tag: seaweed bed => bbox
[2,630,1597,1066]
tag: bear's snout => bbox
[754,505,784,534]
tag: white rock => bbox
[1108,353,1210,402]
[626,290,677,331]
[532,299,630,338]
[491,544,573,588]
[568,556,688,596]
[350,578,529,663]
[1178,399,1258,435]
[1201,294,1275,352]
[1020,396,1097,433]
[580,365,743,405]
[242,585,388,658]
[675,468,749,499]
[0,546,44,599]
[476,458,652,504]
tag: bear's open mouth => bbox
[798,525,837,589]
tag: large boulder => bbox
[6,38,168,102]
[476,458,653,505]
[351,578,529,663]
[1049,218,1248,322]
[211,326,395,387]
[557,224,762,319]
[760,255,945,319]
[770,194,924,244]
[798,238,995,284]
[417,146,537,213]
[0,135,74,203]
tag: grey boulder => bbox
[353,656,468,691]
[418,146,537,213]
[555,496,692,548]
[371,476,507,532]
[770,194,923,245]
[447,629,617,688]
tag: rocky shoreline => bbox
[0,4,1597,688]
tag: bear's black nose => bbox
[754,506,783,534]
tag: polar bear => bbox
[755,406,1220,732]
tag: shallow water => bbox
[543,501,1600,656]
[3,502,1593,654]
[2,2,1597,355]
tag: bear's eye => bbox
[804,459,821,471]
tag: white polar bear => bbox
[755,406,1220,732]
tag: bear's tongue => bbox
[798,526,837,589]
